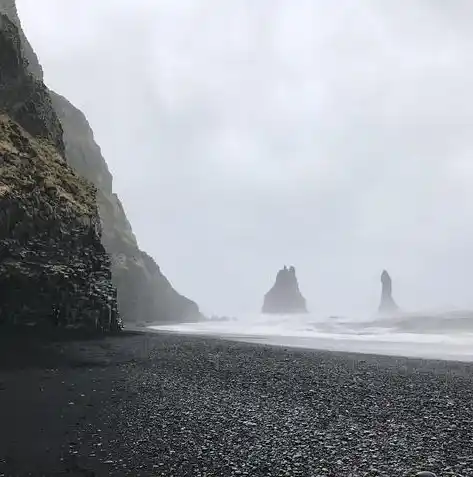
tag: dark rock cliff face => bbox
[0,0,42,79]
[0,14,120,330]
[0,14,62,154]
[262,266,308,314]
[48,92,113,194]
[1,1,201,323]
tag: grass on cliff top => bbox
[0,114,97,218]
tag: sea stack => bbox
[378,270,399,314]
[262,266,308,314]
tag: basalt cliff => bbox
[0,13,119,330]
[262,266,308,314]
[0,1,200,327]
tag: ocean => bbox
[149,310,473,361]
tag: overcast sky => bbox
[16,0,473,316]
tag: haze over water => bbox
[151,310,473,362]
[19,2,473,362]
[19,2,473,322]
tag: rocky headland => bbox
[0,13,119,331]
[262,265,308,314]
[0,0,201,328]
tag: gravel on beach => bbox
[1,330,473,477]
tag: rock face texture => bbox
[378,270,399,314]
[0,14,120,330]
[262,266,308,314]
[0,0,201,324]
[0,0,42,78]
[0,14,62,153]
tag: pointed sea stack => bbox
[378,270,399,314]
[262,266,308,314]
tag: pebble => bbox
[4,332,473,476]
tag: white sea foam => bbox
[149,310,473,361]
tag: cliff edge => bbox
[0,13,120,330]
[378,270,399,314]
[1,0,201,324]
[50,92,201,323]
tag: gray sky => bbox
[17,0,473,316]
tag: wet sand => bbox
[1,329,473,476]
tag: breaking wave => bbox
[149,309,473,361]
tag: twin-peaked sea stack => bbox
[262,266,308,314]
[378,270,399,314]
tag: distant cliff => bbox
[0,0,201,324]
[0,13,119,330]
[262,266,308,314]
[49,92,201,323]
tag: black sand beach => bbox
[1,330,473,477]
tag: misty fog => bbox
[17,0,473,317]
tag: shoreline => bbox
[141,324,473,364]
[2,328,473,475]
